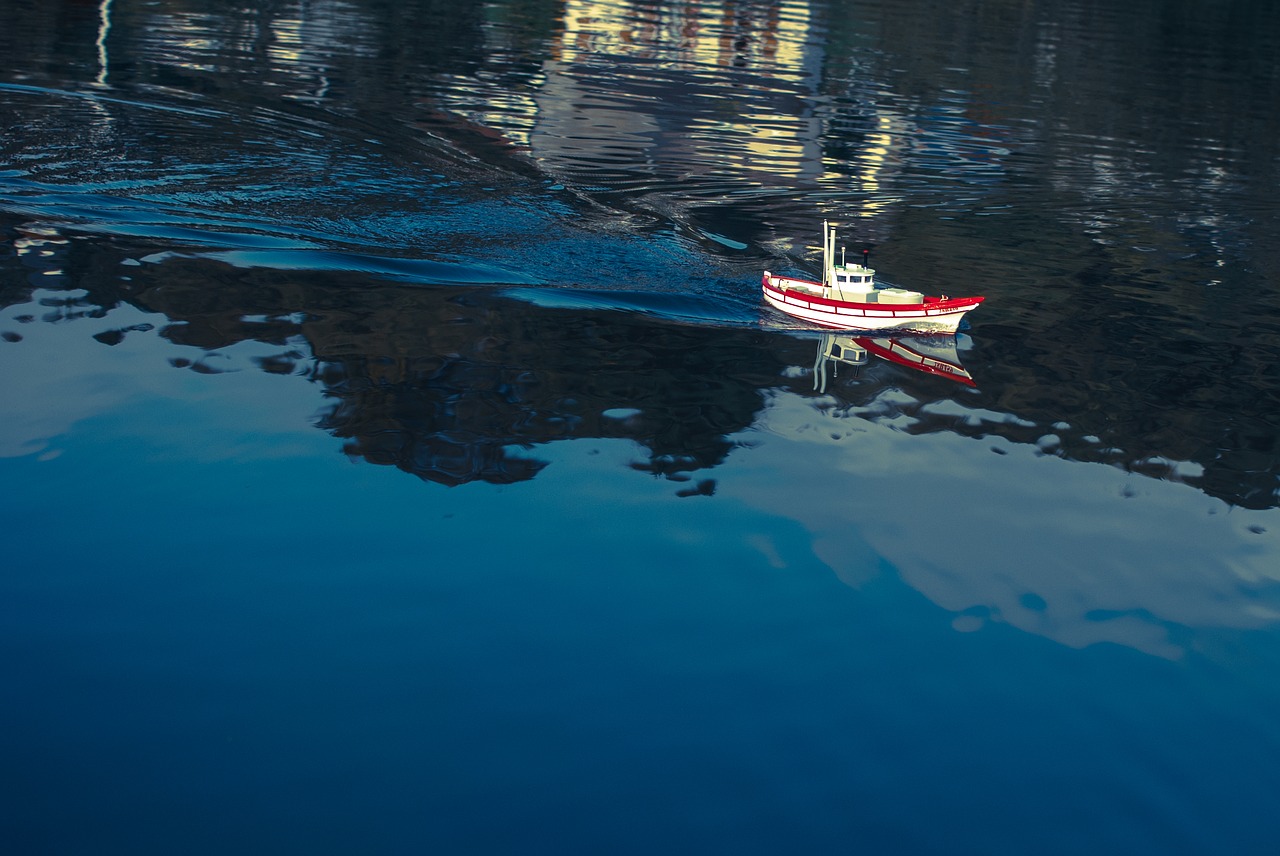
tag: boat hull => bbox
[762,273,983,333]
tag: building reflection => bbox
[533,0,826,199]
[444,0,952,249]
[436,0,858,246]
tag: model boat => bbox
[763,221,984,333]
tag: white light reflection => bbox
[96,0,112,86]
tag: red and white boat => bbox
[763,221,984,333]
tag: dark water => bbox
[3,1,1280,852]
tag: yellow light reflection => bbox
[553,0,812,82]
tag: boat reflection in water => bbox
[814,332,975,392]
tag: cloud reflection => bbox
[741,391,1280,659]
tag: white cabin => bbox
[821,221,923,305]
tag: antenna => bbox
[822,220,831,289]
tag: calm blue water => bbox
[3,1,1280,853]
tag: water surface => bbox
[3,1,1279,853]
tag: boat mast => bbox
[822,220,835,293]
